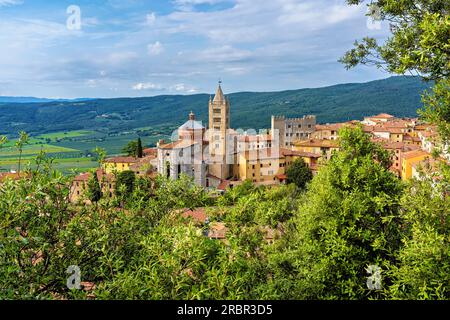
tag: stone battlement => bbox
[272,115,316,121]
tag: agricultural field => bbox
[0,128,172,174]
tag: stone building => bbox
[208,82,234,180]
[157,111,208,187]
[271,115,316,147]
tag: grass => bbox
[0,128,168,174]
[0,144,77,156]
[36,130,94,140]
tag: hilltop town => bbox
[62,83,449,204]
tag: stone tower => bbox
[208,81,231,180]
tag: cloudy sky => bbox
[0,0,391,98]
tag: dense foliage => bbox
[1,126,448,300]
[341,0,449,141]
[285,158,313,190]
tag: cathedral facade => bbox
[157,83,235,187]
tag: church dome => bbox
[179,111,204,130]
[178,112,205,140]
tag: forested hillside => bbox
[0,76,431,137]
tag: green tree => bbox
[420,78,450,141]
[86,171,102,204]
[262,126,403,299]
[137,137,144,158]
[340,0,450,140]
[116,170,136,199]
[285,158,313,190]
[340,0,450,300]
[122,140,138,157]
[15,131,29,174]
[341,0,449,80]
[93,147,106,164]
[388,164,450,299]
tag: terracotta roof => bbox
[293,139,338,148]
[372,126,390,133]
[182,208,208,223]
[376,140,420,152]
[280,148,321,158]
[73,169,115,182]
[420,131,438,138]
[276,174,287,180]
[104,156,139,164]
[387,128,404,134]
[370,113,395,119]
[402,150,430,160]
[159,139,199,150]
[207,222,228,239]
[143,148,157,156]
[217,180,231,191]
[315,123,345,131]
[362,125,375,133]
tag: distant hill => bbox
[0,76,432,136]
[0,97,92,103]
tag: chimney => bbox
[157,139,165,147]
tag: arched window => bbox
[165,161,170,178]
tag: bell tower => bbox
[208,81,231,180]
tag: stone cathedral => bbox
[157,82,236,188]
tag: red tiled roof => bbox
[315,123,345,131]
[293,139,338,148]
[402,150,430,160]
[217,180,231,191]
[182,208,208,223]
[73,169,115,182]
[280,148,321,158]
[159,139,199,150]
[104,156,139,164]
[208,222,228,239]
[143,148,157,156]
[370,113,395,119]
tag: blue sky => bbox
[0,0,391,98]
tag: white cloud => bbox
[0,0,22,7]
[173,0,230,11]
[132,82,163,91]
[198,45,252,63]
[171,83,198,93]
[147,41,164,55]
[146,12,156,25]
[86,79,98,87]
[82,17,101,28]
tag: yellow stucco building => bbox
[401,150,430,180]
[292,139,339,160]
[232,148,320,184]
[102,156,139,174]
